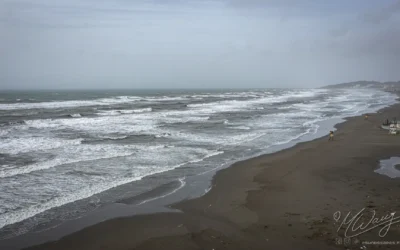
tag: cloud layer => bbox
[1,0,399,89]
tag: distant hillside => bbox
[323,81,400,91]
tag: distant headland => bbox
[323,81,400,91]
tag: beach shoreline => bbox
[3,92,400,250]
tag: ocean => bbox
[0,88,396,240]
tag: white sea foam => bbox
[0,96,142,110]
[0,148,222,229]
[131,107,152,113]
[23,114,157,134]
[229,126,251,130]
[169,130,265,146]
[97,135,129,140]
[143,96,189,102]
[0,137,82,155]
[137,178,186,205]
[0,144,163,178]
[0,174,143,230]
[0,94,195,111]
[97,107,152,116]
[0,130,9,137]
[154,133,172,138]
[187,90,320,113]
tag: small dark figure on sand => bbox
[328,131,334,141]
[364,114,369,120]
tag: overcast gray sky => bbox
[1,0,400,89]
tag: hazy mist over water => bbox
[1,0,400,89]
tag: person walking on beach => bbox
[328,131,334,141]
[364,114,369,120]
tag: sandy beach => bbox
[17,98,400,249]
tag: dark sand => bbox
[26,103,400,250]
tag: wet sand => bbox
[25,101,400,250]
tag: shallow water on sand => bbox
[376,157,400,178]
